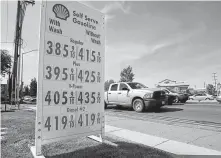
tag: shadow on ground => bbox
[153,107,183,113]
[43,140,175,158]
[0,110,15,113]
[170,103,185,105]
[106,105,183,113]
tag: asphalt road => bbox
[105,103,221,132]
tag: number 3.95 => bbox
[45,66,68,81]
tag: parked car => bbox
[21,96,37,104]
[216,95,221,104]
[189,93,214,101]
[104,82,166,112]
[162,88,189,103]
[161,90,176,105]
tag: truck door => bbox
[107,83,119,103]
[118,83,131,104]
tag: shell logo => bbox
[52,4,70,21]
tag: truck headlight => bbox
[143,93,152,100]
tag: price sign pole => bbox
[31,1,105,156]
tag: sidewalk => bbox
[105,115,221,155]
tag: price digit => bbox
[63,44,68,57]
[55,42,61,55]
[91,92,95,104]
[91,71,95,83]
[91,113,95,125]
[97,113,101,124]
[85,92,89,104]
[78,92,83,105]
[86,49,90,61]
[78,69,83,82]
[46,41,53,54]
[62,68,68,80]
[78,47,84,60]
[45,66,52,80]
[85,70,90,83]
[54,67,60,80]
[55,116,59,130]
[71,46,76,58]
[54,91,60,104]
[62,116,67,129]
[45,91,51,105]
[45,117,51,131]
[97,52,101,63]
[78,114,83,126]
[62,91,68,105]
[91,50,96,62]
[85,114,89,126]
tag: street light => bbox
[20,49,38,98]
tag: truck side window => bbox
[119,83,128,91]
[110,84,118,91]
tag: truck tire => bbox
[133,98,144,112]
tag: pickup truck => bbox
[104,82,166,112]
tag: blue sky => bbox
[1,1,221,88]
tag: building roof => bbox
[157,79,189,87]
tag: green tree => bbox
[23,85,30,96]
[1,50,12,77]
[104,79,115,91]
[30,78,37,96]
[206,84,215,95]
[120,65,135,82]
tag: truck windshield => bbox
[127,83,148,89]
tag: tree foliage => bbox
[206,84,215,95]
[1,49,12,77]
[104,79,115,91]
[23,85,30,96]
[30,78,37,96]
[120,65,135,82]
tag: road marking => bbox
[105,125,221,155]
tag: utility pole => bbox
[11,0,35,109]
[11,0,21,107]
[212,73,217,93]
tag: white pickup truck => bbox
[104,82,166,112]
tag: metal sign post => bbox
[34,1,105,156]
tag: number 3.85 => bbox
[46,41,73,58]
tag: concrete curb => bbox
[105,125,221,155]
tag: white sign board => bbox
[36,1,105,155]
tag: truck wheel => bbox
[133,99,144,112]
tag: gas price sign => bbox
[36,1,105,153]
